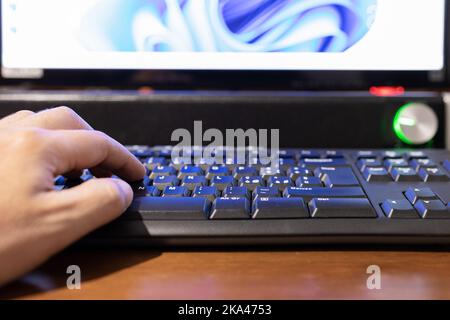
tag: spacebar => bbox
[123,197,211,220]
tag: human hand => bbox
[0,107,145,286]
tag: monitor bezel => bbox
[0,1,449,90]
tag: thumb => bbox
[43,178,133,245]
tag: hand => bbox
[0,107,146,286]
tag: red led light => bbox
[369,86,405,97]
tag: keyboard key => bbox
[315,167,359,187]
[253,187,280,199]
[260,167,285,179]
[355,151,378,159]
[210,197,251,219]
[210,175,235,191]
[444,160,450,172]
[414,200,450,219]
[206,165,229,179]
[309,198,376,218]
[390,167,420,182]
[407,151,428,159]
[410,159,437,171]
[276,150,297,159]
[134,186,160,197]
[223,186,250,199]
[357,159,382,171]
[162,186,189,197]
[381,199,418,219]
[149,165,176,179]
[384,159,409,171]
[233,166,257,179]
[418,167,449,182]
[239,176,264,190]
[405,187,438,204]
[130,176,151,192]
[301,158,348,167]
[298,150,321,159]
[252,197,309,219]
[145,157,167,170]
[178,165,203,178]
[382,151,403,159]
[181,175,207,191]
[268,176,292,191]
[296,176,322,187]
[287,167,312,180]
[192,186,220,202]
[284,187,366,201]
[153,175,179,190]
[128,197,210,220]
[324,150,344,159]
[363,167,392,182]
[277,158,297,169]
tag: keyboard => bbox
[72,147,450,246]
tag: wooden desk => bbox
[1,248,450,299]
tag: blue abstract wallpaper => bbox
[80,0,377,52]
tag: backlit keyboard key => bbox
[149,165,176,179]
[390,167,420,182]
[134,186,160,197]
[233,166,257,179]
[192,186,220,202]
[206,165,229,179]
[381,199,418,219]
[384,159,409,171]
[357,159,382,171]
[252,197,309,219]
[315,167,359,187]
[178,165,203,178]
[418,167,449,182]
[296,176,322,187]
[253,187,280,199]
[287,167,312,180]
[405,187,438,204]
[210,197,251,219]
[239,176,264,190]
[181,175,207,190]
[162,186,189,197]
[153,175,179,190]
[284,187,366,201]
[363,167,392,182]
[145,157,167,170]
[223,186,250,199]
[299,150,321,159]
[260,167,285,179]
[414,200,450,219]
[268,176,292,191]
[309,198,376,218]
[410,159,437,171]
[301,158,348,167]
[210,175,235,191]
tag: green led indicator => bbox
[393,103,415,145]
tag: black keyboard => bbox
[68,147,450,246]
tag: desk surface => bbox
[1,248,450,299]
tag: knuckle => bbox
[12,128,45,149]
[15,110,35,117]
[53,106,78,120]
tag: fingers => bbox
[17,106,93,130]
[39,178,133,246]
[0,110,34,127]
[48,129,146,182]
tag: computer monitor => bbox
[0,0,448,89]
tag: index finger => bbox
[47,130,146,182]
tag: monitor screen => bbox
[1,0,446,73]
